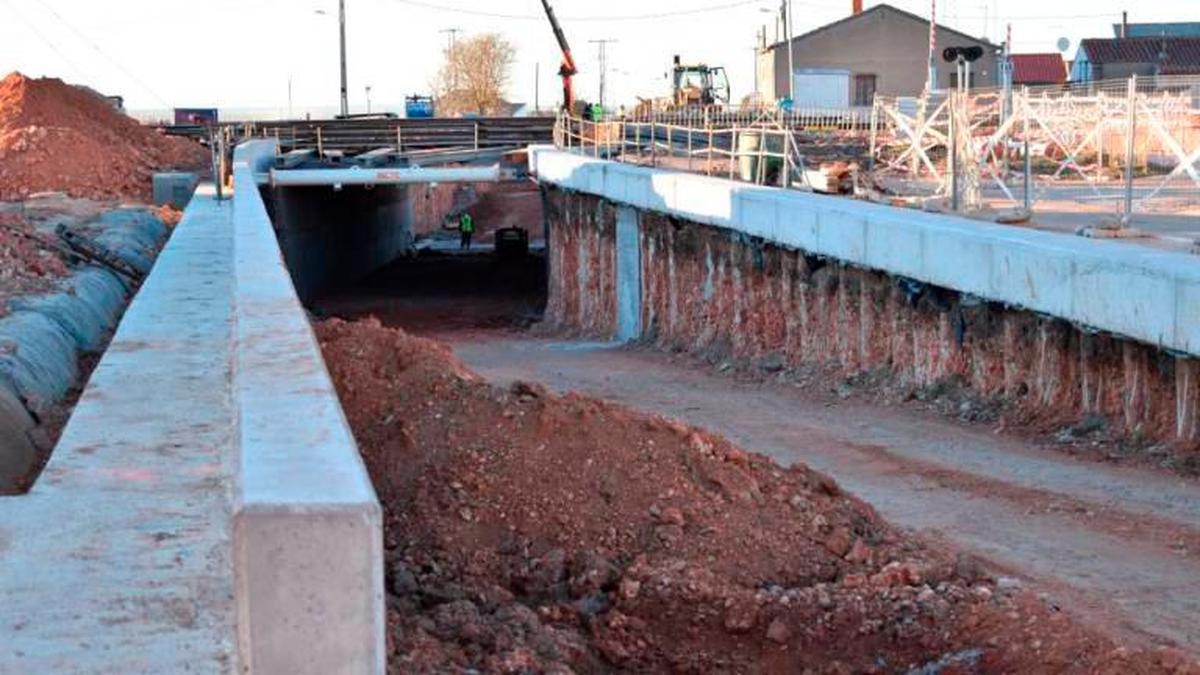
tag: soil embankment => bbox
[0,72,207,201]
[318,317,1194,674]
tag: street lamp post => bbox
[339,0,349,117]
[365,85,372,113]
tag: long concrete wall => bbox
[0,143,384,673]
[530,147,1200,359]
[233,141,384,673]
[532,147,1200,447]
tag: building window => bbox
[854,74,877,106]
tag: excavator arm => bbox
[539,0,577,112]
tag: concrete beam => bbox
[269,164,507,187]
[529,146,1200,359]
[232,141,385,674]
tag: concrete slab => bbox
[0,187,239,673]
[530,146,1200,358]
[0,141,384,673]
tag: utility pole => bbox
[535,62,541,114]
[589,39,617,109]
[365,85,372,113]
[339,0,349,117]
[440,28,463,93]
[926,0,937,92]
[440,27,462,52]
[781,0,794,100]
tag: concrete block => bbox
[152,172,199,209]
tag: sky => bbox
[0,0,1195,118]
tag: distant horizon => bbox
[3,0,1195,112]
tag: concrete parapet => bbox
[529,146,1200,360]
[232,140,385,674]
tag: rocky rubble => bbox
[317,317,1197,674]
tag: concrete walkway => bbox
[0,187,239,672]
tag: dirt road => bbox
[434,330,1200,654]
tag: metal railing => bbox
[618,104,872,131]
[554,112,811,190]
[871,76,1200,222]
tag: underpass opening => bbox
[283,179,548,335]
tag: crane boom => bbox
[539,0,577,112]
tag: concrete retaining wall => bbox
[529,147,1200,360]
[232,141,385,674]
[535,153,1200,449]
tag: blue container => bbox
[405,96,435,118]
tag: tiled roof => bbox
[1010,53,1067,84]
[1080,37,1200,73]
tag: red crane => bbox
[539,0,578,112]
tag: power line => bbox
[388,0,766,22]
[28,0,172,108]
[0,0,91,82]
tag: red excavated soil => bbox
[0,211,69,314]
[317,317,1197,674]
[0,72,208,201]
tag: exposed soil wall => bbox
[542,188,1200,455]
[543,191,618,337]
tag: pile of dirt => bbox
[317,317,1194,674]
[0,211,69,313]
[0,72,207,201]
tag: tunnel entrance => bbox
[301,181,548,336]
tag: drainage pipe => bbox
[269,164,509,187]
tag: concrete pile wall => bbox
[543,192,618,336]
[543,189,1199,447]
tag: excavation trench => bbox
[298,188,1193,672]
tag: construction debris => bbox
[0,72,207,201]
[317,317,1188,674]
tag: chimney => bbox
[1121,11,1128,38]
[853,0,864,14]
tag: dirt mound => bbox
[317,317,1193,674]
[0,72,207,201]
[0,211,69,313]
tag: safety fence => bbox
[554,112,812,190]
[871,76,1200,222]
[618,104,872,132]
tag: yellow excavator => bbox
[636,55,731,114]
[671,55,730,107]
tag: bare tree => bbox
[433,34,516,116]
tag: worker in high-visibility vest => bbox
[459,212,476,251]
